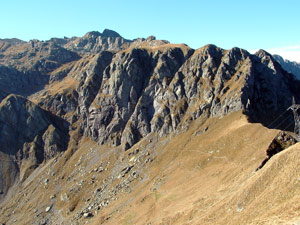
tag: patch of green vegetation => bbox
[154,190,161,202]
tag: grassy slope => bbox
[92,111,300,225]
[1,111,300,224]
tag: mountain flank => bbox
[273,54,300,80]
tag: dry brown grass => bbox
[46,77,78,95]
[1,111,300,224]
[90,112,290,225]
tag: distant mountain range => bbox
[273,54,300,80]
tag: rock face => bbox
[0,38,26,52]
[31,42,300,151]
[273,54,300,80]
[0,65,48,102]
[0,29,170,104]
[77,45,300,150]
[0,94,69,195]
[51,29,170,54]
[55,29,132,54]
[0,40,81,103]
[0,40,81,73]
[83,45,194,148]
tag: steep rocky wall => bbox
[76,45,300,150]
[0,94,69,196]
[28,43,300,151]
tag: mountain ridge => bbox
[273,54,300,80]
[0,29,300,224]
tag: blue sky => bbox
[1,0,300,62]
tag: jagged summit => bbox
[102,29,122,38]
[83,31,102,38]
[255,48,272,56]
[84,29,122,39]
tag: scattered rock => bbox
[61,193,69,201]
[83,212,93,218]
[236,203,243,213]
[45,206,51,212]
[50,195,56,199]
[39,219,48,225]
[131,171,138,178]
[129,156,136,163]
[129,148,140,156]
[194,127,208,136]
[121,166,133,175]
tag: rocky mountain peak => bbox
[83,29,122,39]
[102,29,122,38]
[83,31,102,38]
[146,35,156,41]
[253,49,283,74]
[0,38,26,46]
[254,49,276,65]
[255,49,273,57]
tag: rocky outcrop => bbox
[0,41,81,73]
[256,131,298,170]
[51,29,170,55]
[0,65,49,102]
[35,51,114,120]
[38,85,79,118]
[248,50,300,123]
[12,40,298,152]
[0,40,82,102]
[0,38,26,53]
[62,29,132,53]
[77,51,114,118]
[0,29,172,104]
[0,94,69,195]
[84,45,194,148]
[78,45,300,150]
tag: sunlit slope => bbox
[86,111,300,225]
